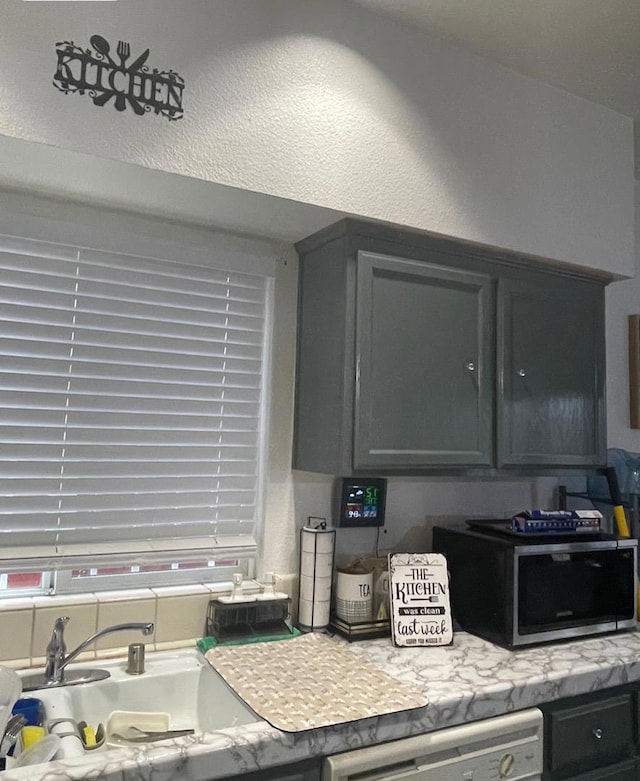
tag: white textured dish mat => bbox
[204,632,429,732]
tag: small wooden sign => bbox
[388,553,452,647]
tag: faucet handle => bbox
[49,616,70,646]
[45,616,70,683]
[47,616,69,652]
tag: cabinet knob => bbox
[466,362,476,372]
[517,368,526,377]
[592,727,603,739]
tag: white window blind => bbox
[0,234,270,574]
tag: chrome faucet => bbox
[45,616,155,685]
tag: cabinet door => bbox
[355,251,494,468]
[545,692,635,776]
[497,274,605,467]
[563,762,638,781]
[217,758,321,781]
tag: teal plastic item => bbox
[587,448,640,504]
[196,627,301,654]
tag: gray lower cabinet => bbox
[541,685,637,781]
[293,218,607,475]
[566,763,637,781]
[218,758,321,781]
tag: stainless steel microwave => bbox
[432,524,638,648]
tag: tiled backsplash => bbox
[0,574,297,669]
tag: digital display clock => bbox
[336,478,387,528]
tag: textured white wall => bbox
[0,0,634,275]
[292,473,558,572]
[0,0,639,580]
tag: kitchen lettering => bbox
[56,55,179,105]
[53,36,185,120]
[393,571,446,603]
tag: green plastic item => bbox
[196,627,301,654]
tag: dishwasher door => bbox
[323,707,543,781]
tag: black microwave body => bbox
[432,525,638,649]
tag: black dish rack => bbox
[206,597,292,643]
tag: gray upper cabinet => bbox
[293,219,608,475]
[354,251,494,468]
[497,272,606,467]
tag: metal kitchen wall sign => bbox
[53,35,184,120]
[388,552,453,647]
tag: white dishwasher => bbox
[323,707,543,781]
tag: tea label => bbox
[388,553,452,647]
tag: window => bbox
[0,232,272,593]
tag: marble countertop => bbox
[5,629,640,781]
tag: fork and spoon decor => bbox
[113,40,149,112]
[53,34,183,120]
[116,40,151,73]
[93,38,150,113]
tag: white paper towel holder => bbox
[297,516,336,633]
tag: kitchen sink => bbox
[19,647,260,754]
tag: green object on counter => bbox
[196,628,301,654]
